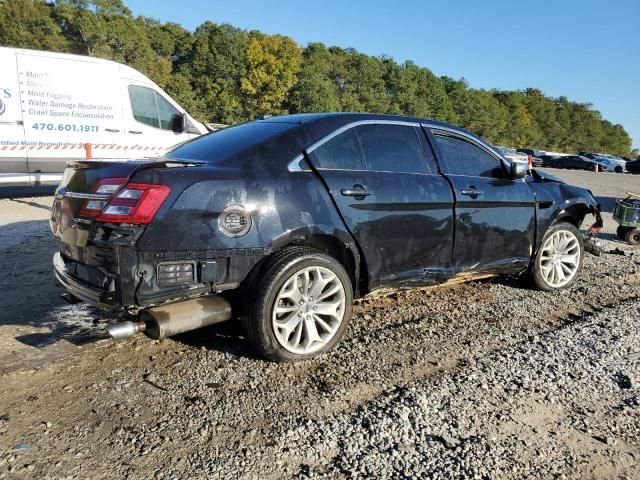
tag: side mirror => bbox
[510,161,528,179]
[170,113,186,133]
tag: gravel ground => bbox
[0,169,638,479]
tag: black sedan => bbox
[554,155,608,171]
[49,113,602,361]
[627,159,640,174]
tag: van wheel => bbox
[625,228,640,245]
[529,222,584,291]
[243,248,353,362]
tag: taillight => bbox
[79,177,171,224]
[97,183,171,224]
[79,177,127,218]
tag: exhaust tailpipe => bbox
[106,320,147,340]
[140,296,232,340]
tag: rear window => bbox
[168,122,297,163]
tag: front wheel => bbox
[529,222,584,291]
[242,248,353,362]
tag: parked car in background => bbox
[626,159,640,174]
[555,155,608,171]
[493,146,528,164]
[50,112,603,361]
[516,148,544,158]
[0,47,208,186]
[579,152,626,173]
[539,154,559,167]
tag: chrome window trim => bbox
[306,119,421,155]
[287,154,310,172]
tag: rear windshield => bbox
[167,122,297,163]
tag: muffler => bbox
[106,296,232,341]
[141,295,232,340]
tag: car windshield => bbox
[167,121,298,163]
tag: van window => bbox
[128,85,180,131]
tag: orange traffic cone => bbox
[593,163,598,173]
[527,155,533,169]
[84,143,92,160]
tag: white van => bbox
[0,47,209,186]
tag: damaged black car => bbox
[50,113,602,361]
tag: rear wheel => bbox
[242,248,353,362]
[556,160,564,169]
[625,228,640,245]
[615,166,624,173]
[530,222,584,291]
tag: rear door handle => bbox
[128,130,143,134]
[105,128,120,133]
[461,188,483,197]
[341,184,372,198]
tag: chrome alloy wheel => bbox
[271,266,346,355]
[539,230,580,288]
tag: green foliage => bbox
[0,0,633,154]
[0,0,68,51]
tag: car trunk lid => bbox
[50,159,160,249]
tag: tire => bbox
[556,161,564,169]
[242,247,353,362]
[617,225,630,240]
[615,166,623,174]
[625,228,640,246]
[529,222,584,291]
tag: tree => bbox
[184,22,247,123]
[0,0,68,51]
[287,42,340,113]
[240,32,302,117]
[384,61,457,122]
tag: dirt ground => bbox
[0,170,638,479]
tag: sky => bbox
[126,0,640,150]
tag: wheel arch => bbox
[249,227,368,297]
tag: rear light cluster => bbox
[80,177,171,224]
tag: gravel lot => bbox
[0,169,638,479]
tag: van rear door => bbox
[16,51,124,179]
[0,49,28,181]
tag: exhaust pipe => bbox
[106,320,147,340]
[106,296,232,341]
[141,295,232,340]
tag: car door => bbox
[124,83,190,157]
[306,121,455,289]
[428,127,536,275]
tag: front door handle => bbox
[341,184,372,198]
[128,130,143,135]
[461,187,483,197]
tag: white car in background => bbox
[494,146,529,164]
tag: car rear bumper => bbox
[53,252,117,308]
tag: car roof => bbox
[258,112,481,145]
